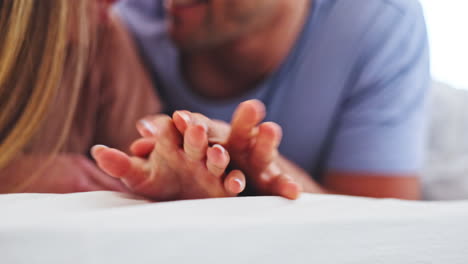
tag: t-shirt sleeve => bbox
[325,2,430,174]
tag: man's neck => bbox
[183,0,312,99]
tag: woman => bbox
[0,0,164,193]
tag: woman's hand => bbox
[91,115,246,201]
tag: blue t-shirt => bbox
[115,0,430,179]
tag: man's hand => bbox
[167,100,302,199]
[91,115,246,201]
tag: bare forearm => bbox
[0,154,127,194]
[276,156,421,200]
[275,156,331,194]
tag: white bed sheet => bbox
[1,192,468,264]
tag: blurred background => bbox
[420,0,468,200]
[421,0,468,90]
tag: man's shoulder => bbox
[378,0,423,15]
[308,0,424,53]
[313,0,426,47]
[330,0,421,12]
[321,0,423,19]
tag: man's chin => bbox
[168,31,200,52]
[169,31,217,52]
[169,31,245,53]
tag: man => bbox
[112,0,430,199]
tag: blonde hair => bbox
[0,1,96,188]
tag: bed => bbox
[1,191,467,263]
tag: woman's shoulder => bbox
[78,12,162,152]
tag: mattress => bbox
[1,192,467,263]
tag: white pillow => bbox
[423,81,468,200]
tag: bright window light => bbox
[420,0,468,89]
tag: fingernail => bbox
[233,178,245,192]
[284,182,301,200]
[283,174,293,182]
[213,144,226,154]
[138,120,157,136]
[195,122,208,133]
[177,111,191,124]
[91,144,108,156]
[269,163,281,176]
